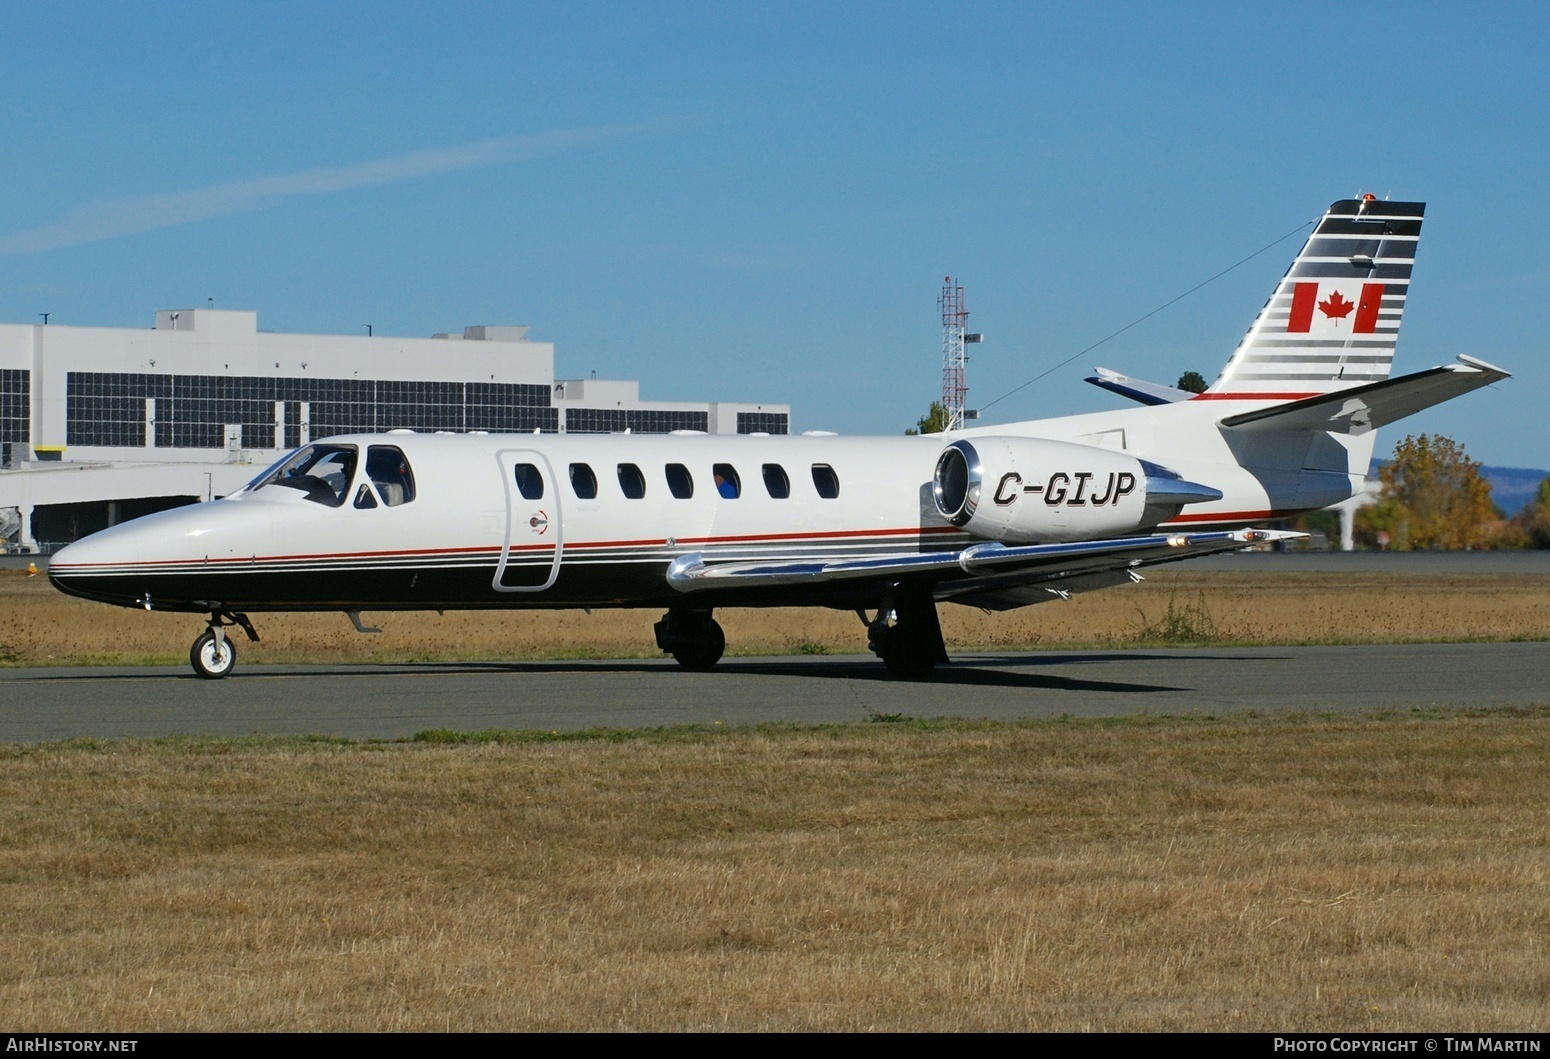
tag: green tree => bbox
[1354,434,1500,550]
[905,401,949,435]
[1176,371,1208,394]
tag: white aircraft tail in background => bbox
[1212,195,1423,398]
[50,195,1509,680]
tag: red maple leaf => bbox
[1318,290,1355,321]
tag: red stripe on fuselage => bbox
[668,525,959,547]
[49,525,962,572]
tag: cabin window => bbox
[255,443,358,507]
[617,463,646,499]
[666,463,694,499]
[713,464,741,499]
[570,462,598,499]
[762,463,790,499]
[514,463,545,500]
[353,484,378,509]
[366,445,415,506]
[812,464,840,499]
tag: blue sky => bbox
[2,2,1545,466]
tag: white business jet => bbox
[49,196,1509,679]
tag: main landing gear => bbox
[863,586,949,681]
[189,610,260,679]
[655,608,725,670]
[654,591,947,679]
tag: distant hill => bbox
[1481,467,1548,517]
[1366,463,1546,517]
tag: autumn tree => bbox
[1176,371,1208,394]
[1354,434,1500,550]
[905,401,949,435]
[1511,476,1550,549]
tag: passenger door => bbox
[494,449,562,592]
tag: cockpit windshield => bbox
[251,444,359,507]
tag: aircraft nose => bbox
[48,519,154,605]
[47,501,230,608]
[51,526,139,569]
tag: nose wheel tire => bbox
[190,631,237,679]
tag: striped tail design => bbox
[1204,197,1423,400]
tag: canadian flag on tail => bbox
[1287,282,1384,333]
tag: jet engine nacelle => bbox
[932,437,1222,543]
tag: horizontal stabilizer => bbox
[666,528,1303,607]
[1085,367,1194,406]
[1217,356,1510,435]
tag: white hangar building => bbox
[0,309,789,552]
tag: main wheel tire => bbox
[880,625,939,680]
[190,631,237,679]
[670,619,725,671]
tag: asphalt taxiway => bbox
[2,641,1545,743]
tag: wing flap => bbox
[946,568,1145,612]
[1218,356,1510,435]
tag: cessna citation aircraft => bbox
[50,196,1509,680]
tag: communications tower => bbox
[939,277,982,431]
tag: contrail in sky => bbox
[0,123,651,256]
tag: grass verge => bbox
[2,709,1547,1031]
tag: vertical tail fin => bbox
[1205,196,1424,399]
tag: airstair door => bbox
[494,449,562,592]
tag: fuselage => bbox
[965,397,1368,521]
[46,404,1356,616]
[49,431,961,613]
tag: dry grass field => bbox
[5,568,1547,1031]
[4,567,1549,665]
[1,715,1546,1031]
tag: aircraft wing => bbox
[666,528,1300,608]
[1218,355,1510,435]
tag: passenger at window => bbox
[365,446,415,506]
[713,464,741,498]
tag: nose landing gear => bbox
[190,630,236,679]
[189,610,260,679]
